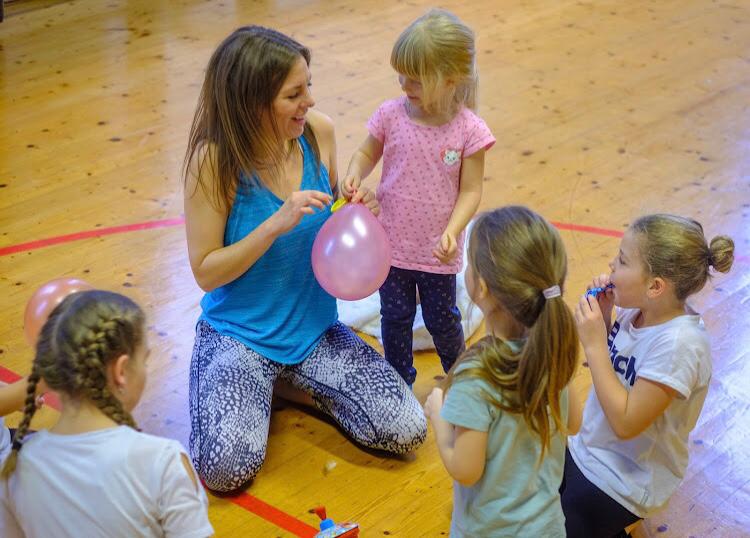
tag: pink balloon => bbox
[24,278,94,347]
[312,204,392,301]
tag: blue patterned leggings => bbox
[380,267,465,385]
[189,320,427,492]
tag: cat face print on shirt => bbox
[441,148,461,166]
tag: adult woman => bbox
[183,26,427,492]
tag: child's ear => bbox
[646,276,668,299]
[477,275,489,301]
[108,354,130,393]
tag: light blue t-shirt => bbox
[200,135,337,364]
[440,340,568,537]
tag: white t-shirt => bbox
[0,418,12,537]
[0,418,9,461]
[0,426,213,538]
[569,307,712,517]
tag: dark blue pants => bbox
[379,266,465,385]
[560,448,641,537]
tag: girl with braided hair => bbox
[0,290,213,538]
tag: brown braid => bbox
[1,371,41,477]
[75,318,137,429]
[2,290,144,477]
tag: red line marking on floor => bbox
[0,217,186,257]
[1,215,747,264]
[0,366,22,385]
[228,490,318,538]
[550,221,624,238]
[2,216,624,256]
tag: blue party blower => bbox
[586,283,614,297]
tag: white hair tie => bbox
[542,285,561,299]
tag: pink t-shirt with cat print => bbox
[367,97,495,274]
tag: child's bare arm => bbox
[424,387,488,486]
[444,427,488,486]
[0,378,33,416]
[446,149,484,238]
[567,383,584,436]
[586,350,675,438]
[434,149,485,264]
[576,295,676,439]
[341,135,383,200]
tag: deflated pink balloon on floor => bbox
[312,203,391,301]
[24,278,94,346]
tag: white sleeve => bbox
[1,482,25,538]
[156,443,214,538]
[636,327,709,399]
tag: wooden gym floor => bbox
[1,0,748,536]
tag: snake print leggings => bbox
[189,320,428,492]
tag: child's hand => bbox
[589,273,614,310]
[433,232,458,264]
[424,387,445,421]
[588,273,614,332]
[341,174,361,201]
[574,295,608,353]
[351,185,380,216]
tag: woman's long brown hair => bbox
[183,26,320,210]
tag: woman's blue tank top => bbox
[199,135,337,364]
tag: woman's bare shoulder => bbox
[307,109,335,142]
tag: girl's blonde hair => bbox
[446,206,579,458]
[2,290,145,477]
[630,214,734,300]
[183,26,321,210]
[391,9,477,115]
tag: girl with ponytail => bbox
[423,206,581,537]
[1,290,213,538]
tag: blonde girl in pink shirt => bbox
[343,9,495,386]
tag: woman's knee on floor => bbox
[193,444,266,493]
[363,395,428,454]
[388,410,427,454]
